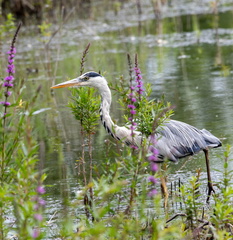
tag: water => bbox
[4,0,233,231]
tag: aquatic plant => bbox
[0,23,46,239]
[68,43,100,221]
[0,33,17,113]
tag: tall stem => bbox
[1,23,21,182]
[88,133,94,221]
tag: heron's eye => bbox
[82,76,89,81]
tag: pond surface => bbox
[4,0,233,233]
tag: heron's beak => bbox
[51,78,81,89]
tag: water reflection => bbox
[12,0,233,228]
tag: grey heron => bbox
[51,71,222,201]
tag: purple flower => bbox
[32,228,40,238]
[3,82,13,87]
[131,121,137,126]
[128,104,136,109]
[134,67,141,74]
[0,101,11,107]
[36,186,46,194]
[137,89,144,95]
[134,66,144,96]
[5,91,12,97]
[7,47,16,54]
[34,204,39,211]
[1,43,17,114]
[6,65,15,74]
[34,197,46,210]
[130,110,136,115]
[130,145,138,150]
[38,198,46,206]
[34,214,43,222]
[128,57,145,142]
[149,146,159,156]
[150,163,158,172]
[4,76,14,81]
[8,59,14,64]
[148,155,157,162]
[130,125,136,131]
[148,189,157,197]
[148,175,157,184]
[148,136,159,163]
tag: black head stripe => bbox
[84,72,102,78]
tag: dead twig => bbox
[166,213,186,224]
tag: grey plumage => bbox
[154,120,221,162]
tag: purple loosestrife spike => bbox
[128,59,141,143]
[1,29,19,118]
[134,66,144,96]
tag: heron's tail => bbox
[201,129,222,149]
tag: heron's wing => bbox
[154,119,221,162]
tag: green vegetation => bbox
[0,24,46,239]
[1,1,233,239]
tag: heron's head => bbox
[51,71,107,89]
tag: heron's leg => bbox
[160,163,169,209]
[203,149,215,202]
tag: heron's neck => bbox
[99,84,119,139]
[98,83,142,146]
